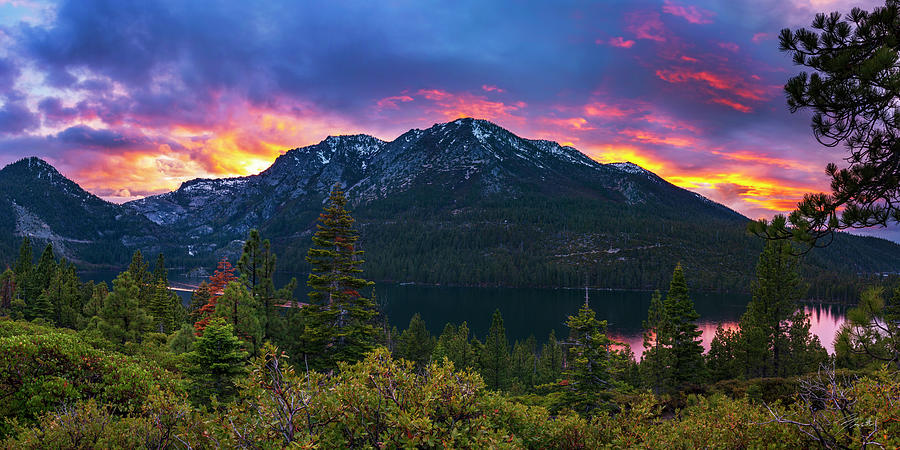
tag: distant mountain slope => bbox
[0,157,162,264]
[2,119,900,296]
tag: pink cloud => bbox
[718,42,740,52]
[752,32,772,43]
[608,37,636,48]
[662,0,715,24]
[626,11,667,42]
[415,89,526,123]
[376,95,414,109]
[481,84,505,93]
[583,102,630,118]
[710,97,752,113]
[655,68,771,101]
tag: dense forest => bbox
[1,185,898,448]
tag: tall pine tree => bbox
[303,184,376,368]
[640,290,669,393]
[660,264,706,391]
[480,309,511,390]
[237,229,280,341]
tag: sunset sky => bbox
[1,0,896,241]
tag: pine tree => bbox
[536,329,564,385]
[80,282,108,327]
[510,335,537,390]
[395,313,436,369]
[41,261,80,328]
[212,281,263,354]
[127,250,151,309]
[147,254,183,334]
[640,290,669,393]
[194,258,237,335]
[707,325,741,382]
[480,309,511,390]
[94,271,151,348]
[304,184,376,368]
[1,268,15,312]
[739,240,809,377]
[660,263,705,390]
[237,229,280,341]
[433,322,478,370]
[185,317,247,405]
[27,243,56,317]
[835,286,900,370]
[189,281,212,318]
[13,238,32,305]
[564,303,617,413]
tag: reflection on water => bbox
[81,271,847,358]
[376,285,848,358]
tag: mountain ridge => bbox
[1,118,898,297]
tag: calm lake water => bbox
[81,271,847,357]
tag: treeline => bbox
[1,185,899,447]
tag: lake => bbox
[81,271,847,357]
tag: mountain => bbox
[2,119,900,296]
[0,157,162,265]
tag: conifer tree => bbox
[27,243,56,315]
[185,317,247,405]
[433,322,478,370]
[707,325,741,382]
[660,263,706,390]
[146,254,183,334]
[94,271,151,348]
[127,250,151,309]
[194,258,237,335]
[564,303,618,413]
[640,290,669,393]
[304,184,376,367]
[0,268,14,312]
[511,335,537,390]
[40,261,80,328]
[835,286,900,370]
[395,313,436,369]
[536,329,564,385]
[739,240,811,377]
[80,282,108,328]
[237,229,280,340]
[189,281,212,317]
[13,237,31,304]
[212,281,263,354]
[480,309,511,390]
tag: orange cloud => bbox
[416,89,527,123]
[656,68,769,101]
[583,102,630,118]
[540,117,595,130]
[619,129,694,147]
[710,97,752,113]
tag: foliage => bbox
[302,184,377,369]
[835,285,900,369]
[394,312,436,369]
[184,317,248,405]
[753,1,900,244]
[480,309,512,390]
[0,320,178,436]
[91,271,152,348]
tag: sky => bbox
[0,0,896,241]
